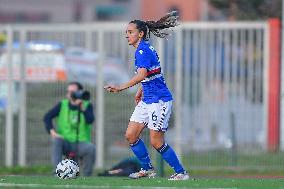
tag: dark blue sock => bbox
[157,143,185,174]
[130,139,153,170]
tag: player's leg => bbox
[125,121,145,144]
[126,121,155,178]
[148,100,189,180]
[150,130,189,180]
[127,101,155,178]
[150,130,185,173]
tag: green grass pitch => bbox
[0,176,283,189]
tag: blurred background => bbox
[0,0,283,176]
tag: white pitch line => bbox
[0,183,238,189]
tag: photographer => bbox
[43,81,95,176]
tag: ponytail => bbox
[146,11,179,39]
[130,11,179,40]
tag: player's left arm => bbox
[135,85,143,104]
[104,68,147,93]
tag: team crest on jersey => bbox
[139,50,143,54]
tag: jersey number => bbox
[152,111,157,121]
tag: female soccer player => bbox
[104,11,189,180]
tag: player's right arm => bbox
[104,68,147,92]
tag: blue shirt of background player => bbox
[135,40,173,104]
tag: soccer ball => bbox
[55,159,80,179]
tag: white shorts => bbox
[129,100,173,131]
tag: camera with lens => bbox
[71,90,90,101]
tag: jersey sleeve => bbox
[135,49,151,70]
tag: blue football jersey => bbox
[135,40,173,104]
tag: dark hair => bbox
[129,11,179,40]
[68,81,83,90]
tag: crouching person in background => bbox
[43,81,96,176]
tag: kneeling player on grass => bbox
[104,11,189,181]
